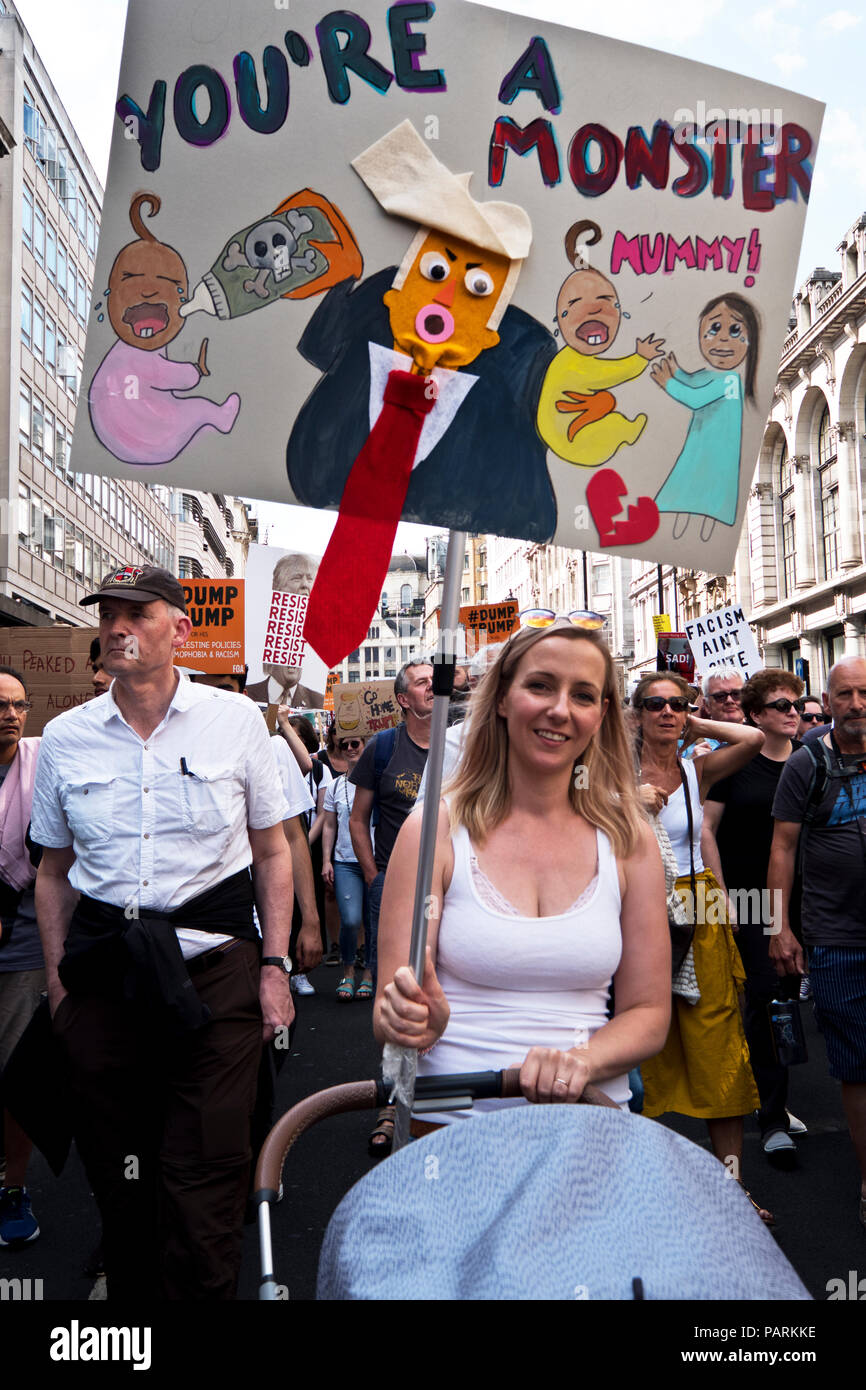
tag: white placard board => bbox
[72,0,823,578]
[684,603,762,678]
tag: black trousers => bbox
[54,939,262,1300]
[734,922,797,1134]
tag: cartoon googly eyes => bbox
[419,252,451,283]
[464,268,495,297]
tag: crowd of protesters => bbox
[1,569,865,1296]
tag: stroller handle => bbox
[254,1069,618,1198]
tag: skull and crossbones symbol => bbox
[222,212,317,299]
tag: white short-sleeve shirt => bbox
[31,676,291,920]
[269,736,316,821]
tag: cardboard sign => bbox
[333,680,401,739]
[244,544,327,708]
[174,579,244,672]
[71,0,821,584]
[0,627,98,736]
[684,604,762,678]
[652,614,672,636]
[459,601,519,654]
[323,670,340,714]
[656,633,696,684]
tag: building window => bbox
[778,447,800,594]
[364,646,376,664]
[57,239,67,299]
[348,671,360,682]
[19,386,31,445]
[34,203,46,267]
[348,649,360,664]
[87,207,97,259]
[592,561,612,596]
[45,315,56,374]
[18,485,30,544]
[46,224,57,283]
[20,285,32,349]
[400,582,412,607]
[32,298,44,361]
[817,407,834,468]
[23,86,40,153]
[461,587,470,602]
[22,184,33,248]
[32,396,45,456]
[821,465,839,579]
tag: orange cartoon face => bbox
[108,238,189,351]
[383,231,513,372]
[556,268,621,357]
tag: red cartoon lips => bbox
[586,468,659,547]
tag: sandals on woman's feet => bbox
[336,976,355,1001]
[739,1181,775,1226]
[368,1106,395,1157]
[355,979,373,1000]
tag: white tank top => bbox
[656,757,704,878]
[416,823,631,1120]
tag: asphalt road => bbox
[4,964,865,1303]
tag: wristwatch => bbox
[261,954,293,974]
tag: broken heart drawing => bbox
[586,468,660,548]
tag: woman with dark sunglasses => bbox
[633,671,771,1219]
[703,669,807,1170]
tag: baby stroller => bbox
[254,1069,810,1300]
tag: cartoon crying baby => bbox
[88,193,240,465]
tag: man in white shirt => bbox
[32,565,295,1300]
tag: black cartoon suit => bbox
[286,270,557,542]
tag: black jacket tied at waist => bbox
[59,869,257,1031]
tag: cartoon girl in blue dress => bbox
[651,294,760,542]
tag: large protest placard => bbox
[0,627,97,736]
[174,579,244,672]
[332,680,402,740]
[71,0,821,619]
[684,603,762,678]
[244,543,328,707]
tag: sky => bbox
[13,0,866,551]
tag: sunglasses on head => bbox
[707,689,742,704]
[761,698,800,715]
[339,739,362,751]
[642,695,691,713]
[519,607,605,632]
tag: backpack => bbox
[370,725,399,829]
[797,736,865,870]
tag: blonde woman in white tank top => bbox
[374,620,671,1120]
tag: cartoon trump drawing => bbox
[289,121,556,668]
[88,194,240,465]
[537,221,664,469]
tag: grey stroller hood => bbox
[318,1106,811,1300]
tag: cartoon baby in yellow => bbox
[537,221,664,468]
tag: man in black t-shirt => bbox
[349,660,433,991]
[769,656,866,1228]
[704,669,804,1165]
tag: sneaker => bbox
[762,1129,797,1169]
[799,975,812,1001]
[291,973,315,996]
[786,1110,808,1136]
[0,1186,40,1245]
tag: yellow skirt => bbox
[642,869,760,1120]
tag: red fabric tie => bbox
[303,369,437,669]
